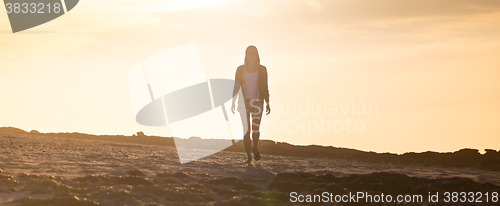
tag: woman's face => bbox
[246,47,258,62]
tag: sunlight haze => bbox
[1,0,499,154]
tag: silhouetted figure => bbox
[231,45,271,164]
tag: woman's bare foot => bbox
[252,147,261,161]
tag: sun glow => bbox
[161,0,230,11]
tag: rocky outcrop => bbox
[1,127,499,171]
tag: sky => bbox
[1,0,499,154]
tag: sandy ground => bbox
[1,132,499,205]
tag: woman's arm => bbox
[262,66,271,115]
[263,66,270,104]
[231,66,242,113]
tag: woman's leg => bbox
[251,101,263,159]
[241,110,252,162]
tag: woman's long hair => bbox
[244,45,260,69]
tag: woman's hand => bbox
[266,104,271,115]
[231,102,236,114]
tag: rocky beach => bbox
[0,127,499,205]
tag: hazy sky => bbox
[1,0,499,154]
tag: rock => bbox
[454,148,480,156]
[119,176,153,186]
[156,172,189,178]
[206,177,255,191]
[9,197,99,206]
[188,136,202,140]
[73,175,153,186]
[267,173,316,193]
[126,169,146,177]
[267,171,500,204]
[0,127,27,134]
[164,189,207,202]
[485,149,500,157]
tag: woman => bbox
[231,45,271,164]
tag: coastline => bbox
[1,127,499,205]
[1,127,499,172]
